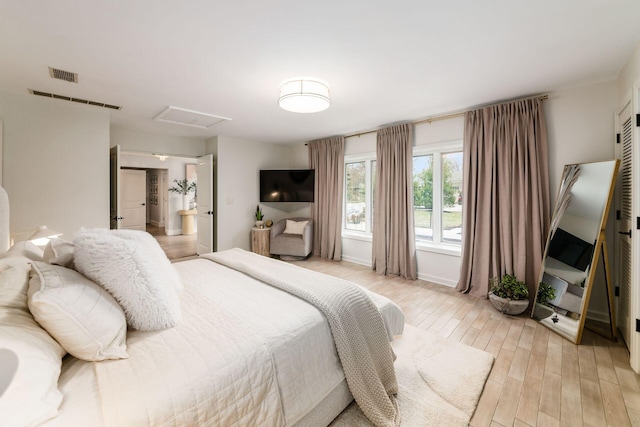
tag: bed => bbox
[0,188,404,427]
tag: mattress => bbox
[46,258,404,426]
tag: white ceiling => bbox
[1,0,639,144]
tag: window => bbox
[344,144,462,251]
[413,144,463,246]
[344,156,376,234]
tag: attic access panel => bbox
[153,106,231,129]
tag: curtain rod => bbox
[306,93,549,143]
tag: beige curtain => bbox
[457,98,550,299]
[308,137,344,260]
[372,123,417,280]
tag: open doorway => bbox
[145,167,197,259]
[111,148,199,260]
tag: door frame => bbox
[617,81,640,373]
[631,80,640,372]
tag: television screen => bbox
[260,169,315,202]
[547,228,595,272]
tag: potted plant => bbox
[536,282,556,307]
[169,179,197,210]
[254,205,264,228]
[533,281,557,319]
[488,274,530,315]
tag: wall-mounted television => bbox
[260,169,315,202]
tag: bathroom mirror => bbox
[532,160,619,344]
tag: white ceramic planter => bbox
[489,292,529,315]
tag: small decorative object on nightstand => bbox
[250,227,270,257]
[254,205,264,228]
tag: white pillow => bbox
[43,238,75,269]
[0,306,65,425]
[28,261,128,361]
[0,261,32,310]
[1,240,44,262]
[284,219,309,235]
[73,229,182,331]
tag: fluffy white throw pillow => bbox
[73,229,181,331]
[284,220,308,235]
[28,262,128,361]
[107,229,183,292]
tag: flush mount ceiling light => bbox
[278,78,330,113]
[153,153,168,161]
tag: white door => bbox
[110,145,121,229]
[616,102,633,347]
[196,154,214,254]
[121,169,146,231]
[160,171,167,228]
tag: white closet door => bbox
[616,103,633,347]
[120,169,146,231]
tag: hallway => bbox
[146,224,197,260]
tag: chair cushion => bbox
[284,220,308,235]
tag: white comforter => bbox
[47,258,404,426]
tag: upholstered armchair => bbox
[270,218,313,260]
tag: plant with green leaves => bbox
[168,179,196,195]
[490,274,529,301]
[254,205,264,221]
[536,282,556,306]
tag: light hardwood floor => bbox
[290,256,640,427]
[146,224,197,260]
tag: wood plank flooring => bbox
[146,224,196,260]
[290,256,639,427]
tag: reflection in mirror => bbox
[532,160,619,344]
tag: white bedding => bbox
[46,258,404,426]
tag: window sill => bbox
[342,231,461,257]
[416,241,462,257]
[342,230,373,242]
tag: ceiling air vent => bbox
[153,106,232,129]
[30,89,121,110]
[48,67,78,83]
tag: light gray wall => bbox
[617,41,640,107]
[214,136,308,251]
[0,91,110,240]
[544,81,617,200]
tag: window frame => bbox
[413,140,463,255]
[343,153,376,239]
[342,142,463,257]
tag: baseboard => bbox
[586,308,611,324]
[341,254,371,267]
[149,220,162,227]
[341,255,457,288]
[417,272,457,288]
[165,228,182,236]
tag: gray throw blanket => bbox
[203,249,400,427]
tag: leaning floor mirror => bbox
[532,159,620,344]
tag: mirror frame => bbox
[532,159,620,344]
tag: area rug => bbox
[330,324,494,427]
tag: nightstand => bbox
[250,227,270,257]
